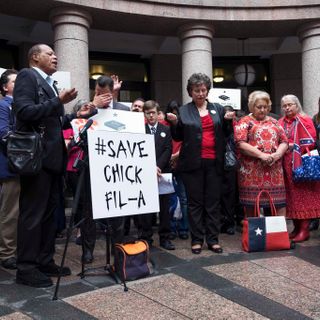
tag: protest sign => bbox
[91,108,145,133]
[71,109,145,142]
[87,130,159,219]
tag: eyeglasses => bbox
[282,103,296,109]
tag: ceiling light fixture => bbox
[91,72,104,80]
[213,68,224,83]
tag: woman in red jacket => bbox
[278,94,320,242]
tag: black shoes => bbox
[208,244,223,254]
[160,239,175,250]
[75,236,82,246]
[168,232,177,240]
[179,233,189,240]
[82,251,94,264]
[1,257,17,270]
[16,269,53,288]
[191,244,202,254]
[39,263,71,277]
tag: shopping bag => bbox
[292,116,320,182]
[242,190,291,252]
[293,149,320,182]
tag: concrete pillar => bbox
[178,23,214,104]
[50,7,92,112]
[298,21,320,116]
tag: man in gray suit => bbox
[81,75,130,264]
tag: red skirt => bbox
[238,155,286,208]
[283,152,320,219]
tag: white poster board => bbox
[90,108,145,133]
[158,173,175,195]
[52,71,71,92]
[71,108,145,142]
[208,88,241,110]
[87,130,159,219]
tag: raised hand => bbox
[59,88,78,104]
[166,112,178,125]
[111,74,123,93]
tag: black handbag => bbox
[224,134,239,171]
[6,128,43,175]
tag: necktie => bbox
[151,126,156,134]
[46,76,53,85]
[46,76,58,96]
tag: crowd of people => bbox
[0,42,320,288]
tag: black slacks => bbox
[181,159,222,246]
[17,169,59,271]
[221,169,237,228]
[140,194,171,242]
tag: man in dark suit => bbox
[13,44,79,287]
[92,75,129,111]
[80,75,130,264]
[141,100,175,250]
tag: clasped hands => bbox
[260,152,280,166]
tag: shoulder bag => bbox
[6,70,47,175]
[6,126,44,175]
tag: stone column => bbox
[178,23,214,104]
[298,21,320,116]
[50,7,92,112]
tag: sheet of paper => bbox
[158,173,175,195]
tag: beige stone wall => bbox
[140,0,318,6]
[58,0,320,27]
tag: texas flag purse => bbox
[242,190,291,252]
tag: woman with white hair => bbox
[279,94,320,242]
